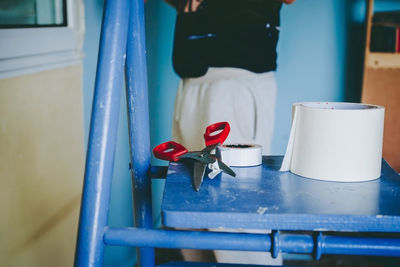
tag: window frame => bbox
[0,0,82,79]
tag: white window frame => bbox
[0,0,83,79]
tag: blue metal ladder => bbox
[75,0,154,265]
[74,0,400,266]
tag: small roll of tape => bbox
[216,144,263,167]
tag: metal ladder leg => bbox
[125,0,155,266]
[75,0,130,266]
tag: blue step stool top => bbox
[161,156,400,232]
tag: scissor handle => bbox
[153,141,188,162]
[204,121,230,147]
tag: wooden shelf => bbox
[362,0,400,172]
[366,52,400,69]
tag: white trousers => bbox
[172,67,281,265]
[172,67,277,155]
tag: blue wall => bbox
[273,0,400,153]
[144,0,179,228]
[81,0,400,265]
[143,0,371,156]
[273,0,348,153]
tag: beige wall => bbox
[0,65,84,266]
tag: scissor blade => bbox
[181,153,214,164]
[217,159,236,177]
[193,161,206,191]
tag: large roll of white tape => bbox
[216,144,262,167]
[280,102,385,182]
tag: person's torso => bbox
[173,0,282,78]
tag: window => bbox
[0,0,67,28]
[0,0,83,78]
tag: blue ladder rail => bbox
[74,0,400,266]
[103,228,400,259]
[74,0,130,265]
[75,0,154,266]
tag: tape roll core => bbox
[216,144,262,167]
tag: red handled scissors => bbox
[153,122,236,191]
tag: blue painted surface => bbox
[374,0,400,12]
[144,0,179,228]
[125,0,154,266]
[103,94,137,267]
[82,0,104,137]
[274,0,400,154]
[104,227,271,251]
[274,0,356,154]
[75,0,130,265]
[322,235,400,256]
[162,156,400,231]
[82,0,136,265]
[103,227,400,257]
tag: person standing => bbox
[167,0,295,155]
[164,0,296,264]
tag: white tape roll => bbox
[216,144,263,167]
[280,102,385,182]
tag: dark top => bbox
[173,0,282,78]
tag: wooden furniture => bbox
[362,0,400,172]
